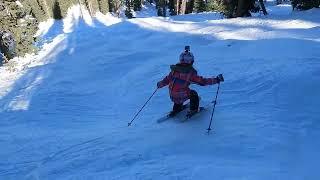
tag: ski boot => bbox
[186,109,199,118]
[168,109,182,117]
[168,103,187,117]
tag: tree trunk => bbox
[181,0,187,14]
[236,0,252,17]
[236,0,246,17]
[169,0,176,15]
[186,0,194,14]
[259,0,268,15]
[176,0,181,14]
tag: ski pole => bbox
[128,88,158,126]
[207,82,221,134]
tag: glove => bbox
[216,74,224,83]
[157,82,162,88]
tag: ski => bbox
[156,103,189,123]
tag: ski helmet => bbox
[179,46,194,64]
[184,45,190,52]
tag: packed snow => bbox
[0,4,320,180]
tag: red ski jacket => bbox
[158,63,218,104]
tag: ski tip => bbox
[128,123,132,126]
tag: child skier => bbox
[157,46,224,117]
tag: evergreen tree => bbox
[207,0,230,16]
[133,0,142,11]
[194,0,206,13]
[276,0,282,5]
[186,0,195,13]
[97,0,110,14]
[168,0,176,15]
[109,0,122,17]
[157,0,166,16]
[109,0,114,12]
[125,0,134,18]
[292,0,320,10]
[207,0,262,18]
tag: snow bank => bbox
[35,19,55,37]
[0,34,66,102]
[95,12,122,26]
[63,5,94,33]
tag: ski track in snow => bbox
[0,4,320,180]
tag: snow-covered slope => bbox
[0,5,320,180]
